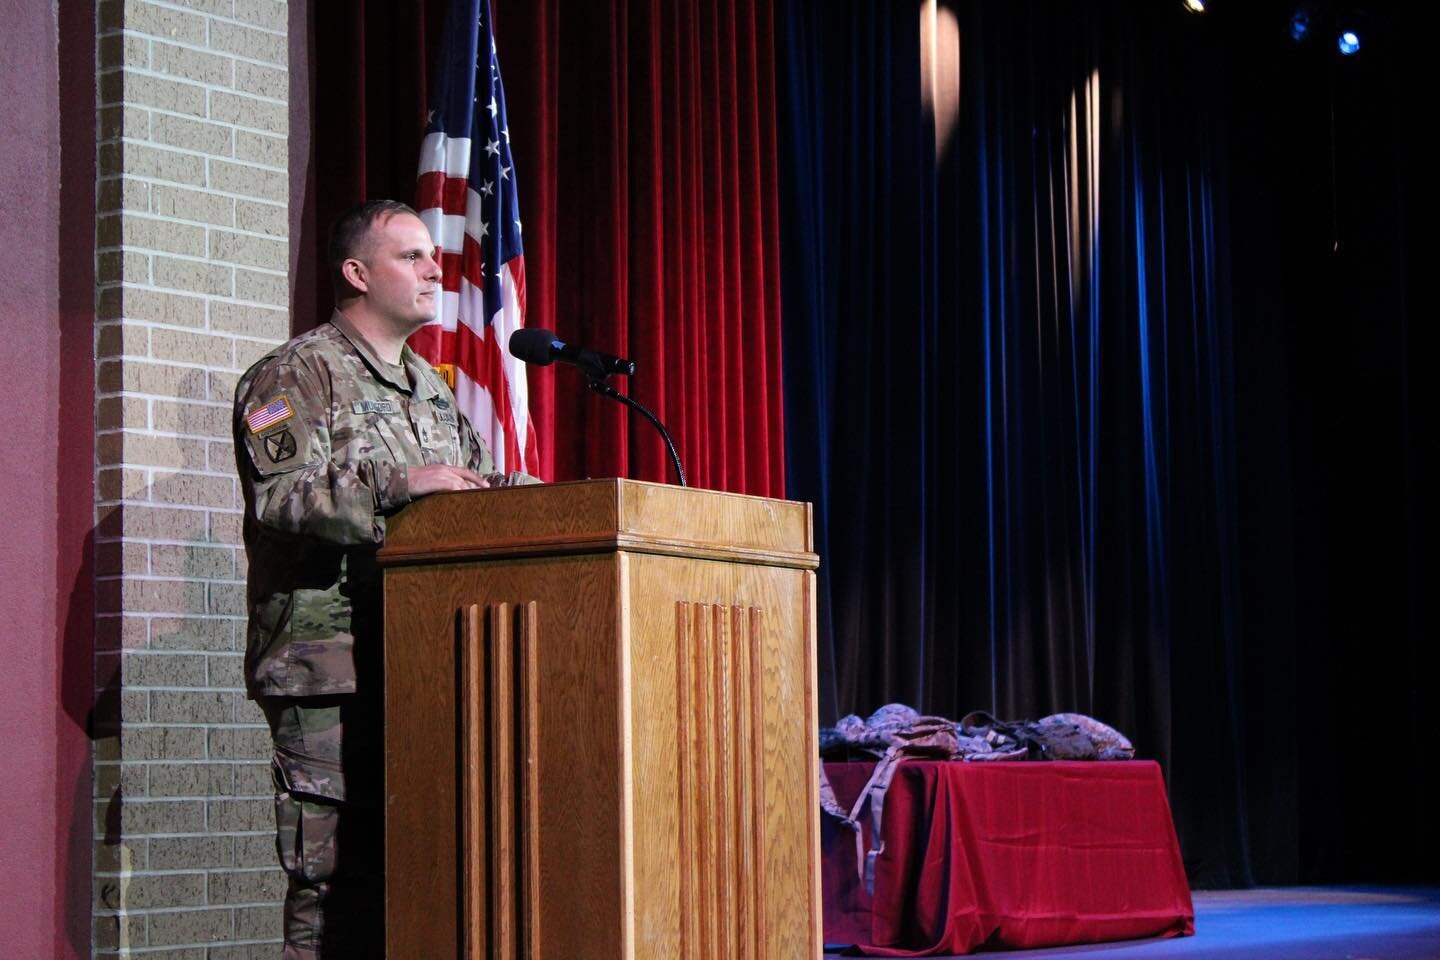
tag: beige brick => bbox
[121,0,208,45]
[207,440,237,474]
[149,834,235,870]
[210,229,286,271]
[209,510,244,545]
[119,286,208,327]
[210,943,283,960]
[98,358,209,399]
[120,72,209,117]
[96,950,206,960]
[210,90,287,136]
[92,836,143,874]
[91,910,147,950]
[235,904,281,941]
[208,369,241,402]
[234,270,286,307]
[152,543,235,580]
[231,128,284,169]
[94,732,121,763]
[97,430,209,470]
[104,577,209,614]
[233,198,286,238]
[97,251,150,284]
[150,617,234,651]
[208,582,246,617]
[151,399,230,437]
[164,0,233,15]
[97,870,206,910]
[209,20,285,66]
[233,0,286,31]
[98,175,151,215]
[117,798,208,835]
[208,158,285,201]
[95,538,150,576]
[125,691,154,726]
[208,654,246,688]
[152,472,236,509]
[208,869,286,905]
[234,698,265,726]
[100,32,149,71]
[149,758,236,793]
[209,301,287,339]
[233,761,271,795]
[209,797,271,832]
[101,503,209,541]
[124,214,209,257]
[151,326,235,367]
[123,651,209,688]
[153,41,233,86]
[107,140,207,185]
[97,467,150,503]
[96,320,148,358]
[152,112,234,158]
[98,104,149,142]
[233,61,286,101]
[234,834,276,868]
[96,395,149,431]
[207,726,269,761]
[95,614,150,651]
[152,184,235,226]
[147,907,233,946]
[153,255,233,296]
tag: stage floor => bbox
[826,886,1440,959]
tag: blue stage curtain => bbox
[779,0,1249,882]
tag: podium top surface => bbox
[377,477,818,569]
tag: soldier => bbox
[233,199,536,958]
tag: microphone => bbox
[508,328,636,379]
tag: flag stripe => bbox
[409,0,538,477]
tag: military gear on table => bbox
[234,311,537,699]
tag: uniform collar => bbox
[327,310,440,400]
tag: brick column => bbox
[93,1,291,955]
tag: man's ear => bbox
[341,258,368,293]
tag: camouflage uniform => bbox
[234,312,534,958]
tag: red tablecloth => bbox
[822,760,1195,956]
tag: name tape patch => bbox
[245,396,294,434]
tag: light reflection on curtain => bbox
[779,0,1249,883]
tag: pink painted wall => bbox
[0,0,96,955]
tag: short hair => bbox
[327,199,422,296]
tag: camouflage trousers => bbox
[260,694,385,959]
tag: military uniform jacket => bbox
[234,312,530,699]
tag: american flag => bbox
[411,0,539,476]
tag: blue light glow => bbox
[1289,12,1311,41]
[1338,30,1361,55]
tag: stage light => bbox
[1337,30,1361,55]
[1289,11,1311,41]
[1182,0,1206,13]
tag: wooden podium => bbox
[377,479,823,959]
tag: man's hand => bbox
[408,465,492,497]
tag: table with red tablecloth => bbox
[822,760,1195,956]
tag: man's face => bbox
[349,212,442,334]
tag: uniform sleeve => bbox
[235,358,412,545]
[458,410,542,487]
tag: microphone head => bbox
[509,327,558,365]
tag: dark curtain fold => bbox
[310,0,786,496]
[779,0,1431,888]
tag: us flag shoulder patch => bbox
[245,396,294,434]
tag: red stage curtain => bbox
[310,1,786,496]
